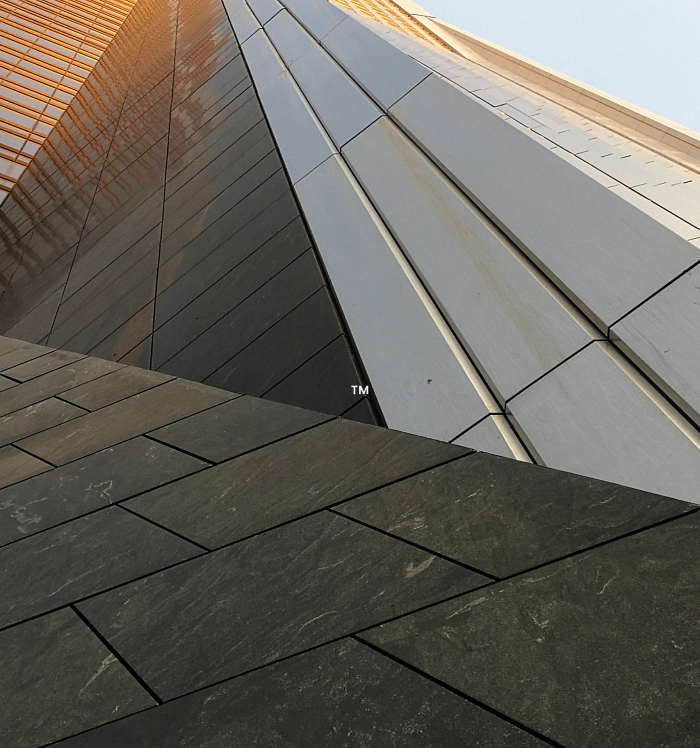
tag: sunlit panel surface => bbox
[0,0,138,200]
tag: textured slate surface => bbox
[0,397,84,447]
[362,512,700,748]
[0,609,154,748]
[149,394,331,462]
[78,512,486,699]
[16,379,232,465]
[0,506,202,628]
[0,437,207,545]
[60,367,174,410]
[338,452,694,577]
[51,639,547,748]
[0,444,51,489]
[126,418,468,548]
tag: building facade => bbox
[0,0,699,502]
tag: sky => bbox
[420,0,700,134]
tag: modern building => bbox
[1,1,700,746]
[0,0,139,200]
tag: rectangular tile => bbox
[0,444,51,490]
[0,506,202,628]
[321,15,430,108]
[0,356,123,418]
[264,335,365,415]
[0,341,53,371]
[78,511,486,700]
[51,638,547,747]
[296,153,490,440]
[0,609,154,748]
[343,116,596,402]
[204,289,344,394]
[390,74,700,326]
[0,436,208,546]
[149,395,329,462]
[125,418,467,548]
[263,13,381,146]
[338,452,693,577]
[0,398,84,449]
[59,366,174,411]
[361,512,700,748]
[155,249,324,381]
[508,342,700,504]
[2,349,86,382]
[17,380,234,465]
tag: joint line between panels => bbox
[70,603,164,705]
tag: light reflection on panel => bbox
[508,342,700,503]
[343,116,596,402]
[295,153,490,441]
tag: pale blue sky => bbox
[420,0,700,134]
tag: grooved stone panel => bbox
[125,418,468,548]
[338,452,692,577]
[0,609,154,748]
[50,639,547,747]
[0,437,207,545]
[0,506,202,628]
[77,511,486,700]
[361,512,700,748]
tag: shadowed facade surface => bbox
[0,333,699,748]
[0,0,699,499]
[1,0,700,744]
[0,0,379,423]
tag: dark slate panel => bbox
[3,349,86,381]
[204,291,343,395]
[265,335,367,415]
[125,418,468,548]
[342,397,381,426]
[154,213,310,333]
[0,336,31,355]
[17,379,233,465]
[0,356,123,417]
[87,301,155,362]
[50,248,158,349]
[160,152,281,257]
[78,512,486,700]
[0,609,154,748]
[162,128,275,237]
[338,453,694,577]
[118,336,153,368]
[149,395,329,462]
[155,182,299,301]
[60,366,174,411]
[51,638,547,748]
[0,444,51,489]
[0,341,52,370]
[156,249,324,382]
[361,512,700,748]
[158,165,288,267]
[0,397,84,448]
[0,437,207,546]
[0,373,17,391]
[0,506,202,628]
[57,226,160,320]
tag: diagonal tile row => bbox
[0,333,698,747]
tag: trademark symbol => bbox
[352,385,369,395]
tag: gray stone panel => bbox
[125,418,467,548]
[0,609,154,748]
[78,512,485,700]
[51,639,546,747]
[338,452,692,577]
[362,512,700,748]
